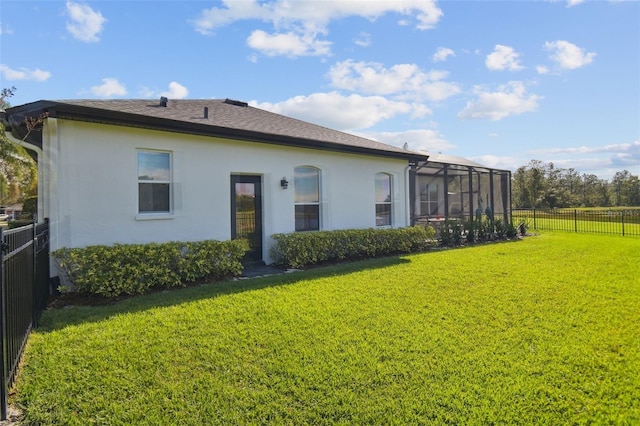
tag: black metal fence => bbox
[0,221,50,420]
[512,209,640,237]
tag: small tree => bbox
[0,87,42,206]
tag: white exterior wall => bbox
[42,119,411,264]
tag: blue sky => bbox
[1,0,638,179]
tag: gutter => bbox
[8,101,427,163]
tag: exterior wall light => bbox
[280,177,289,189]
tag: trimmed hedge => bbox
[270,226,436,269]
[53,240,245,297]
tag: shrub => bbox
[517,219,529,236]
[21,196,37,219]
[53,240,245,297]
[440,217,521,246]
[8,219,33,229]
[270,226,435,268]
[464,221,476,243]
[439,220,466,247]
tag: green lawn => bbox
[14,232,640,424]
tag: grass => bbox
[14,232,640,424]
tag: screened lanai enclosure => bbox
[412,154,512,227]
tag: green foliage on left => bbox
[1,87,38,205]
[0,121,37,205]
[21,195,37,218]
[53,240,245,297]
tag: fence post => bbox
[622,210,625,237]
[533,209,537,230]
[0,226,6,421]
[574,209,578,233]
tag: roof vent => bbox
[159,96,168,107]
[223,98,248,108]
[204,107,209,119]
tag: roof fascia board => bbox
[15,101,426,162]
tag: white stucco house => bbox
[2,97,430,267]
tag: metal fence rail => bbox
[0,221,50,420]
[512,209,640,237]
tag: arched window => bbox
[375,173,392,226]
[294,166,321,231]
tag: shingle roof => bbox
[8,98,426,161]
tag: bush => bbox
[21,196,37,219]
[440,217,521,246]
[439,220,465,247]
[517,220,529,236]
[270,226,436,269]
[8,219,34,229]
[53,240,245,297]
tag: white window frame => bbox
[375,172,393,227]
[294,165,321,232]
[136,149,173,219]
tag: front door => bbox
[231,175,263,262]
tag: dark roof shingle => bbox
[10,98,426,161]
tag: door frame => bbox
[230,175,263,262]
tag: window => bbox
[419,176,439,217]
[420,183,439,216]
[375,173,392,226]
[138,150,171,214]
[294,166,320,231]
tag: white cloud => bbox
[247,30,331,57]
[137,86,156,98]
[524,140,640,178]
[191,0,267,35]
[90,78,127,97]
[354,32,371,47]
[432,47,455,63]
[530,140,640,156]
[544,40,595,70]
[65,1,107,43]
[485,45,524,71]
[458,81,542,121]
[567,0,585,7]
[536,65,550,75]
[469,154,521,171]
[364,129,455,153]
[191,0,442,57]
[0,64,51,81]
[160,82,189,99]
[137,82,189,99]
[251,92,417,131]
[0,22,13,35]
[328,60,461,102]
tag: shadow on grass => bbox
[38,255,413,333]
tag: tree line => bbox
[512,160,640,209]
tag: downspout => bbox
[3,127,42,158]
